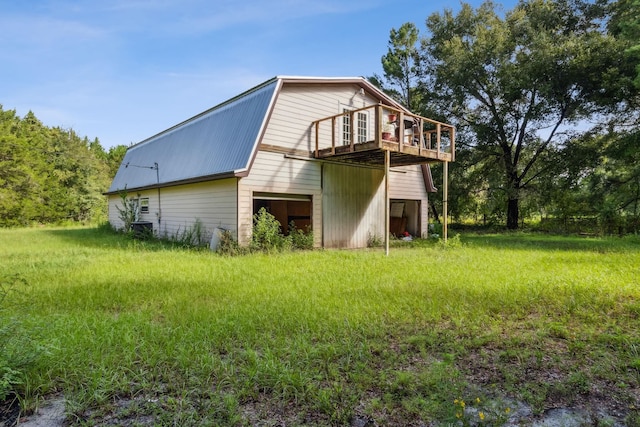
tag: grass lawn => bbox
[1,227,640,426]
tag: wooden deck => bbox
[312,105,455,167]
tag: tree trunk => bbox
[430,199,440,223]
[507,197,519,229]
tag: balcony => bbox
[312,104,455,167]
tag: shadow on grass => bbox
[460,232,640,253]
[42,226,182,252]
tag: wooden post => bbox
[443,161,448,242]
[350,111,355,151]
[398,112,404,152]
[450,126,456,162]
[314,121,319,157]
[331,117,336,155]
[436,123,441,159]
[385,149,390,256]
[375,105,382,147]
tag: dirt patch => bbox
[459,342,640,426]
[0,394,20,427]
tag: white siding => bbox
[238,151,322,246]
[108,179,238,242]
[262,84,379,153]
[322,163,385,248]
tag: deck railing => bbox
[312,104,455,162]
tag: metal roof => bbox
[107,76,407,194]
[108,78,279,193]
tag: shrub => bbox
[174,218,208,247]
[367,232,383,248]
[251,208,289,252]
[289,221,314,250]
[217,229,246,256]
[116,190,137,232]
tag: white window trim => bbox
[340,104,369,146]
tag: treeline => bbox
[0,107,127,227]
[373,0,640,234]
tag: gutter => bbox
[103,171,239,195]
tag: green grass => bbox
[1,226,640,425]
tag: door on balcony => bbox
[341,108,369,146]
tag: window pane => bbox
[342,109,351,145]
[357,112,367,142]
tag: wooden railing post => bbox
[450,126,456,162]
[375,105,381,147]
[436,123,441,159]
[311,107,454,164]
[398,111,405,152]
[314,121,319,158]
[331,117,336,155]
[349,111,355,151]
[418,118,424,154]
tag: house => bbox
[106,76,455,249]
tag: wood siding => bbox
[108,179,238,242]
[322,163,385,248]
[261,84,379,153]
[238,150,322,246]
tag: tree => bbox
[370,23,446,222]
[418,0,632,229]
[105,144,128,178]
[369,22,423,111]
[610,0,640,87]
[0,106,115,226]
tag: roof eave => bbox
[104,171,242,195]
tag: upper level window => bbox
[342,108,368,145]
[342,109,351,146]
[357,112,367,143]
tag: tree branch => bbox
[519,106,567,182]
[513,88,538,166]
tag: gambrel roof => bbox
[107,76,407,194]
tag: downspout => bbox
[420,164,437,193]
[155,162,161,231]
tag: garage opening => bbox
[390,199,422,237]
[253,193,312,235]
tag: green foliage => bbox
[0,106,114,227]
[0,274,40,402]
[115,190,137,233]
[367,232,383,248]
[433,0,628,228]
[216,229,246,256]
[221,215,313,255]
[289,221,314,250]
[174,218,208,248]
[610,0,640,88]
[376,1,636,231]
[251,207,290,252]
[370,22,423,110]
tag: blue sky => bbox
[1,0,516,149]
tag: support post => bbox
[443,161,448,242]
[385,149,390,256]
